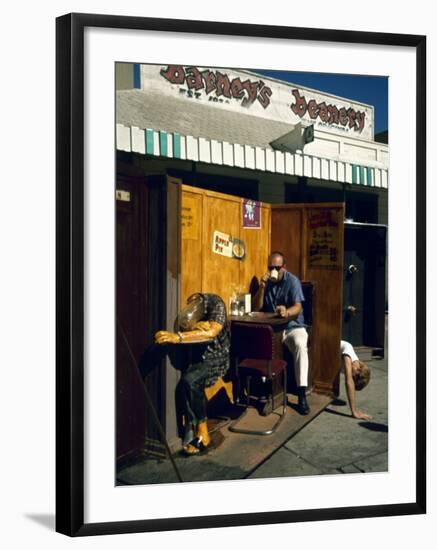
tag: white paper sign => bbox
[212,230,233,257]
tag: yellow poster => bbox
[307,209,341,269]
[181,195,199,240]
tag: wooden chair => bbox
[301,281,315,339]
[229,323,287,436]
[204,377,234,404]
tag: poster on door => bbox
[242,199,261,229]
[307,209,341,269]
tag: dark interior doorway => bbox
[342,223,387,354]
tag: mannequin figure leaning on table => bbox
[140,293,230,456]
[252,251,310,415]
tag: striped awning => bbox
[116,124,388,189]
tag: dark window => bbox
[284,182,378,224]
[167,168,259,200]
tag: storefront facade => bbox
[115,63,388,461]
[117,63,388,219]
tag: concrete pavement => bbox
[117,351,388,484]
[248,351,388,479]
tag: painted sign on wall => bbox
[138,64,374,140]
[181,195,200,240]
[160,65,272,109]
[291,89,366,134]
[307,209,341,269]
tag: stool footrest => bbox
[239,358,287,376]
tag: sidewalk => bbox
[117,350,387,485]
[248,351,388,479]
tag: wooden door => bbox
[116,174,165,462]
[271,203,345,396]
[343,224,386,353]
[343,240,366,346]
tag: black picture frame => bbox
[56,12,426,537]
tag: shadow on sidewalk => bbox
[358,421,388,433]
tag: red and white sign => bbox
[138,64,374,140]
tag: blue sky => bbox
[255,70,388,135]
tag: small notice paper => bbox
[212,231,233,257]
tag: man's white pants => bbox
[282,327,309,387]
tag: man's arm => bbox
[155,321,223,344]
[276,276,305,319]
[252,273,270,312]
[343,355,372,420]
[276,302,302,319]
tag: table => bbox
[172,337,214,365]
[229,312,289,359]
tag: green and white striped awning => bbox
[116,124,388,189]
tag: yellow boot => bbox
[196,420,211,448]
[182,421,211,455]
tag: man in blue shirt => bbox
[253,251,310,415]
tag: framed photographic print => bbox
[56,13,426,536]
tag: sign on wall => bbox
[138,64,374,140]
[242,199,261,229]
[212,231,246,260]
[307,209,341,269]
[181,195,200,240]
[212,230,233,257]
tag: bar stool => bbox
[229,323,287,436]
